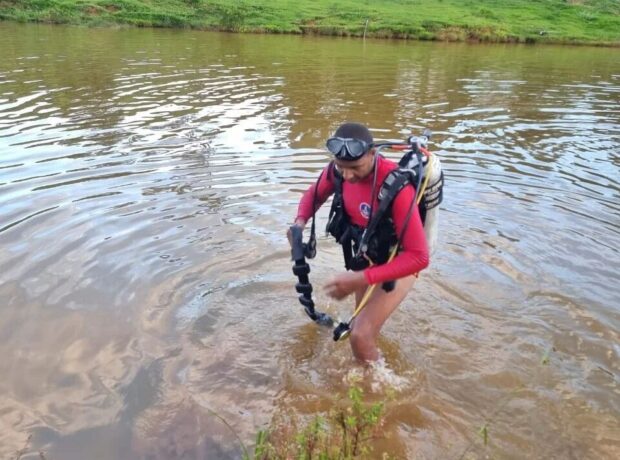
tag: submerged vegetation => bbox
[0,0,619,45]
[247,386,388,460]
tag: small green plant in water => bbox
[247,385,388,459]
[478,423,489,446]
[540,348,552,365]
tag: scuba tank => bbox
[422,152,442,255]
[399,131,443,255]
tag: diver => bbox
[287,122,433,363]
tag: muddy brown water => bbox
[1,22,619,459]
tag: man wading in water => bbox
[288,122,430,362]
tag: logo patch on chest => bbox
[359,202,371,219]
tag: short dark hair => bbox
[333,122,373,145]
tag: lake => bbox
[1,22,619,459]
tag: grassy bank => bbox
[1,0,619,45]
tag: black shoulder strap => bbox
[327,160,343,221]
[359,169,410,251]
[307,163,335,259]
[328,160,342,188]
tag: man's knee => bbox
[350,320,374,347]
[349,321,380,362]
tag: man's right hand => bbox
[286,218,306,247]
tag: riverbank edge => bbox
[3,18,619,47]
[1,14,619,47]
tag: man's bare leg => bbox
[350,275,417,362]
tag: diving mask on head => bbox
[326,137,372,161]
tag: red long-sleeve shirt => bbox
[296,155,429,285]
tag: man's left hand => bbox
[324,271,367,300]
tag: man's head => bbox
[326,122,375,183]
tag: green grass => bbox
[1,0,619,45]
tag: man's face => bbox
[334,150,375,183]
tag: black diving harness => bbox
[290,133,436,339]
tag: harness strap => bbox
[325,165,335,228]
[340,226,353,270]
[326,161,354,269]
[359,166,412,255]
